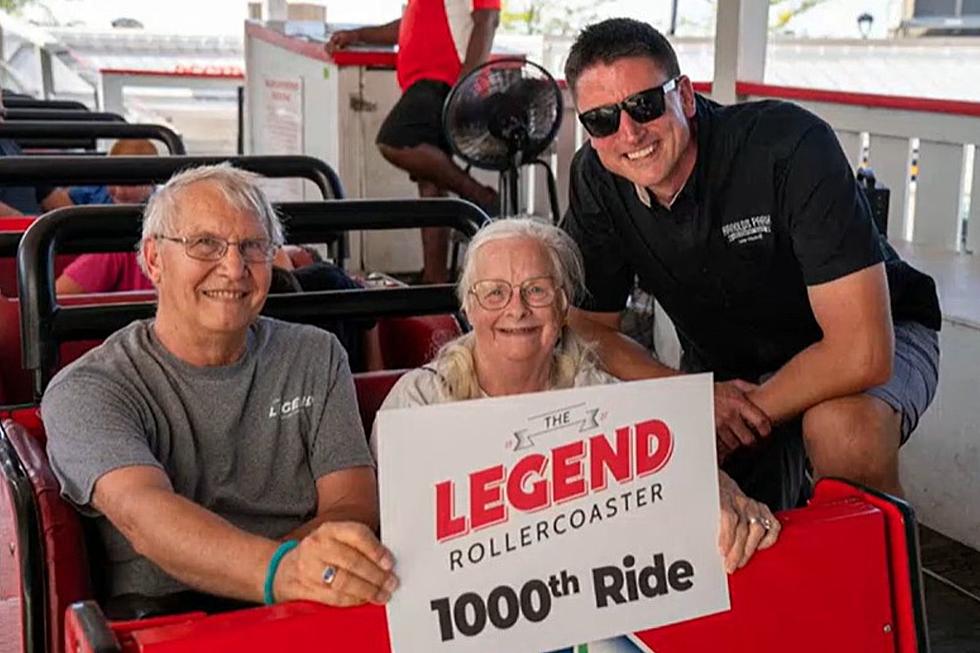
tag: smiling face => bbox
[467,236,566,375]
[574,56,697,202]
[143,180,273,344]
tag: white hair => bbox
[137,163,284,274]
[456,217,586,312]
[433,218,599,401]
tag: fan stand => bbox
[499,151,523,218]
[496,157,561,223]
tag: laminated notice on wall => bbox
[256,75,305,201]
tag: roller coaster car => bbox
[3,201,928,652]
[2,409,929,653]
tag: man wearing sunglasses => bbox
[561,18,940,510]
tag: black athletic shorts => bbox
[376,79,453,154]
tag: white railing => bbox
[734,82,979,255]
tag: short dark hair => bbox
[564,18,681,95]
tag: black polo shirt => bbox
[564,96,940,382]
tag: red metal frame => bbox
[735,81,980,118]
[99,68,244,80]
[54,479,926,653]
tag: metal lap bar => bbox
[17,199,483,399]
[277,198,487,238]
[1,97,89,111]
[0,154,345,200]
[3,108,125,122]
[0,121,187,155]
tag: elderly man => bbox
[561,19,941,509]
[43,165,397,618]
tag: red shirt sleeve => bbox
[471,0,501,9]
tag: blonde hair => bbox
[432,218,599,401]
[431,329,600,401]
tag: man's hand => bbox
[714,380,771,460]
[717,472,780,573]
[325,29,359,55]
[273,522,398,607]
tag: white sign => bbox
[377,374,729,653]
[256,75,305,201]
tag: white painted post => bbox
[712,0,768,104]
[969,145,980,254]
[39,48,54,100]
[99,74,125,116]
[867,134,913,243]
[834,130,864,170]
[912,141,965,251]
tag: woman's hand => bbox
[717,471,780,573]
[273,521,398,606]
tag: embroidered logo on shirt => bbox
[268,395,314,419]
[722,214,772,245]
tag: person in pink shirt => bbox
[57,251,155,294]
[56,139,159,295]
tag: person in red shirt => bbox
[327,0,500,284]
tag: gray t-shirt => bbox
[42,316,373,599]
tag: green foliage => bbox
[0,0,37,13]
[501,0,617,37]
[769,0,829,32]
[676,0,832,36]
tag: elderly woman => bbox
[376,217,779,573]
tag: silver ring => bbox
[748,516,772,530]
[321,565,337,585]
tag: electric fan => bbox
[443,57,563,221]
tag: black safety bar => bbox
[0,121,186,155]
[2,96,90,111]
[1,196,482,260]
[3,108,125,122]
[17,199,486,398]
[0,154,345,200]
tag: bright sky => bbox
[29,0,902,39]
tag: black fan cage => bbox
[443,58,563,172]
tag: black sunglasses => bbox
[577,77,680,138]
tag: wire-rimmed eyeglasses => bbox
[469,276,560,311]
[156,234,278,264]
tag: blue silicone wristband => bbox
[263,539,299,605]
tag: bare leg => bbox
[378,142,497,210]
[418,181,450,284]
[802,394,904,497]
